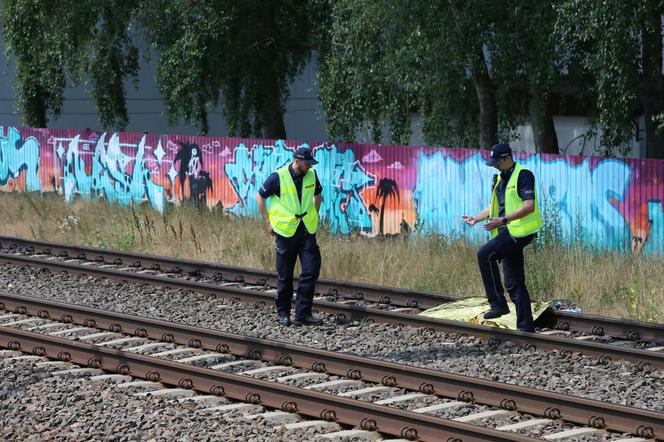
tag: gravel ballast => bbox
[0,358,289,441]
[1,264,662,414]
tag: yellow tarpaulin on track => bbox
[418,297,551,330]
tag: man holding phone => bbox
[462,143,543,333]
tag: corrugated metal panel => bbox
[1,125,662,255]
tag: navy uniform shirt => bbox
[259,164,323,237]
[495,163,535,233]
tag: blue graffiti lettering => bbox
[62,133,165,211]
[314,143,375,234]
[224,140,293,216]
[520,157,630,249]
[224,141,375,234]
[413,151,494,242]
[0,127,41,191]
[645,201,663,255]
[414,152,632,250]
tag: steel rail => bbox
[0,252,662,371]
[0,326,539,442]
[1,235,661,344]
[0,292,660,439]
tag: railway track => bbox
[1,235,661,342]
[0,236,662,370]
[0,292,660,441]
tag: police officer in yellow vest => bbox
[462,144,543,332]
[256,147,323,327]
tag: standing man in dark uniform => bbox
[462,144,543,332]
[256,147,323,327]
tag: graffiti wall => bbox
[1,125,663,255]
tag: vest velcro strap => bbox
[294,212,308,219]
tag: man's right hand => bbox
[265,222,275,236]
[462,215,477,227]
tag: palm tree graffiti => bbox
[375,178,400,235]
[368,203,380,235]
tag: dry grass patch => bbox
[0,192,661,323]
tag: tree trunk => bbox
[197,91,209,136]
[641,7,664,159]
[471,51,497,149]
[257,3,287,140]
[260,78,287,139]
[379,198,386,236]
[528,80,559,154]
[642,95,664,159]
[23,84,48,128]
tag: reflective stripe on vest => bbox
[489,163,543,238]
[268,166,319,237]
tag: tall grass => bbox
[0,192,661,323]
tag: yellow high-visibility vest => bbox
[268,166,319,237]
[489,163,543,238]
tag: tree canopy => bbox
[319,0,566,152]
[555,0,664,158]
[318,0,663,157]
[1,1,662,157]
[2,0,312,138]
[1,0,139,129]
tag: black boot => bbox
[293,314,322,326]
[483,307,510,319]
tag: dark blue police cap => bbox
[486,143,512,166]
[293,147,318,165]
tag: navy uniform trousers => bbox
[275,230,321,319]
[477,228,535,332]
